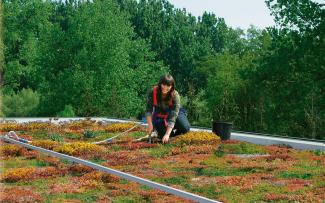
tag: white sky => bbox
[168,0,324,29]
[167,0,276,29]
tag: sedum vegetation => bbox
[1,120,324,202]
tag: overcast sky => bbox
[167,0,324,30]
[167,0,276,29]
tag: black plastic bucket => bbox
[212,122,233,140]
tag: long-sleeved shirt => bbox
[145,88,181,128]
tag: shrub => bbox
[56,104,75,117]
[3,88,40,117]
[83,130,96,138]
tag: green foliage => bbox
[144,144,173,158]
[56,105,75,117]
[156,175,189,185]
[3,88,40,117]
[2,0,324,140]
[314,150,325,156]
[266,0,323,33]
[3,0,52,92]
[214,144,225,157]
[204,53,241,122]
[186,184,219,199]
[279,171,313,179]
[0,2,4,118]
[195,166,248,177]
[49,134,64,142]
[64,133,83,140]
[215,142,266,155]
[30,0,167,117]
[128,131,147,139]
[83,130,96,139]
[0,91,3,117]
[117,0,216,93]
[186,90,212,127]
[243,0,325,140]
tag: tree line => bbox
[1,0,324,140]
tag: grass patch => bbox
[294,160,325,177]
[155,175,189,185]
[143,144,174,158]
[216,142,266,156]
[128,131,147,139]
[194,167,250,177]
[82,131,115,142]
[112,196,140,203]
[89,158,106,165]
[1,157,50,172]
[313,150,325,156]
[111,145,123,151]
[64,132,83,140]
[139,185,152,191]
[12,176,72,195]
[49,134,64,142]
[45,189,103,203]
[279,171,312,179]
[185,184,219,198]
[29,131,51,140]
[119,179,130,184]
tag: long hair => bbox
[157,74,175,103]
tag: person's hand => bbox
[147,123,153,135]
[162,134,170,144]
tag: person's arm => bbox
[145,89,154,134]
[146,115,153,134]
[162,126,173,144]
[162,91,181,143]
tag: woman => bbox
[145,74,190,144]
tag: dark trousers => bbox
[154,108,190,138]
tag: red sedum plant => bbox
[0,144,26,157]
[0,188,43,203]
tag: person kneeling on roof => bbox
[145,74,190,144]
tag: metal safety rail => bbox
[189,127,325,150]
[1,117,325,150]
[0,136,220,203]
